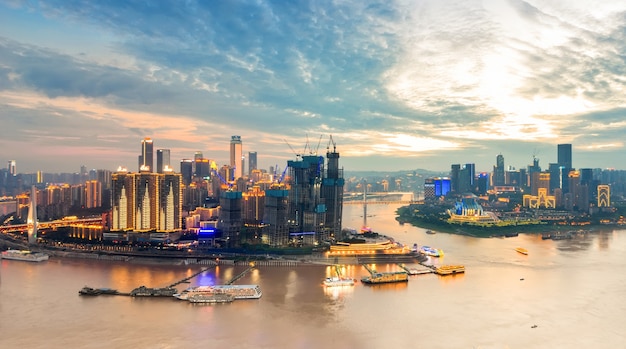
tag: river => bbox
[1,202,625,348]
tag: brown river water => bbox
[1,203,625,348]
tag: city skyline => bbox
[2,1,626,173]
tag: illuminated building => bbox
[598,185,610,207]
[523,188,556,208]
[27,186,37,244]
[424,177,451,199]
[230,135,243,180]
[139,137,154,172]
[156,149,171,174]
[111,170,182,235]
[447,198,499,223]
[85,180,102,208]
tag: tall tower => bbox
[27,186,38,244]
[230,136,243,180]
[156,149,171,173]
[248,151,257,176]
[321,137,344,240]
[557,144,572,194]
[7,160,16,175]
[140,137,154,172]
[557,144,572,169]
[493,154,505,186]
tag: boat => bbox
[323,276,356,287]
[130,286,178,297]
[361,271,408,284]
[515,247,528,255]
[434,265,465,275]
[1,249,49,262]
[425,230,436,234]
[420,246,442,257]
[173,284,262,301]
[187,293,234,304]
[78,286,118,296]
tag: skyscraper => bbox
[111,170,182,233]
[156,149,171,173]
[557,143,572,193]
[230,136,243,179]
[557,144,572,169]
[493,154,505,186]
[7,160,16,176]
[140,138,154,172]
[248,151,257,176]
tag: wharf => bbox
[397,263,433,275]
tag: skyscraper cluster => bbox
[109,135,345,247]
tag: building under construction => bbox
[285,138,344,246]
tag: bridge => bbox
[0,217,102,234]
[343,200,423,205]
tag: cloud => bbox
[1,0,626,173]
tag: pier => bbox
[225,264,255,285]
[167,265,216,288]
[397,263,433,275]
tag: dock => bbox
[167,265,216,288]
[224,264,255,285]
[397,263,433,275]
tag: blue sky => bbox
[1,0,626,174]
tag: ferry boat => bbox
[130,286,178,297]
[173,284,262,301]
[187,293,234,304]
[78,286,118,296]
[420,246,442,257]
[323,276,356,287]
[515,247,528,255]
[361,271,409,284]
[434,265,465,275]
[1,249,49,262]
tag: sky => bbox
[1,0,626,174]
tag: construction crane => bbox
[327,134,336,152]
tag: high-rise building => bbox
[493,154,505,186]
[180,159,193,186]
[111,170,182,233]
[156,149,171,173]
[321,141,344,240]
[598,185,610,207]
[248,151,257,176]
[557,143,572,170]
[230,136,243,180]
[85,180,102,208]
[140,138,154,172]
[557,144,572,194]
[7,160,16,176]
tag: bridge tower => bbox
[27,186,38,244]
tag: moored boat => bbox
[130,285,178,297]
[434,265,465,275]
[323,276,356,287]
[361,271,408,284]
[174,284,262,301]
[515,247,528,255]
[1,249,49,262]
[420,246,442,257]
